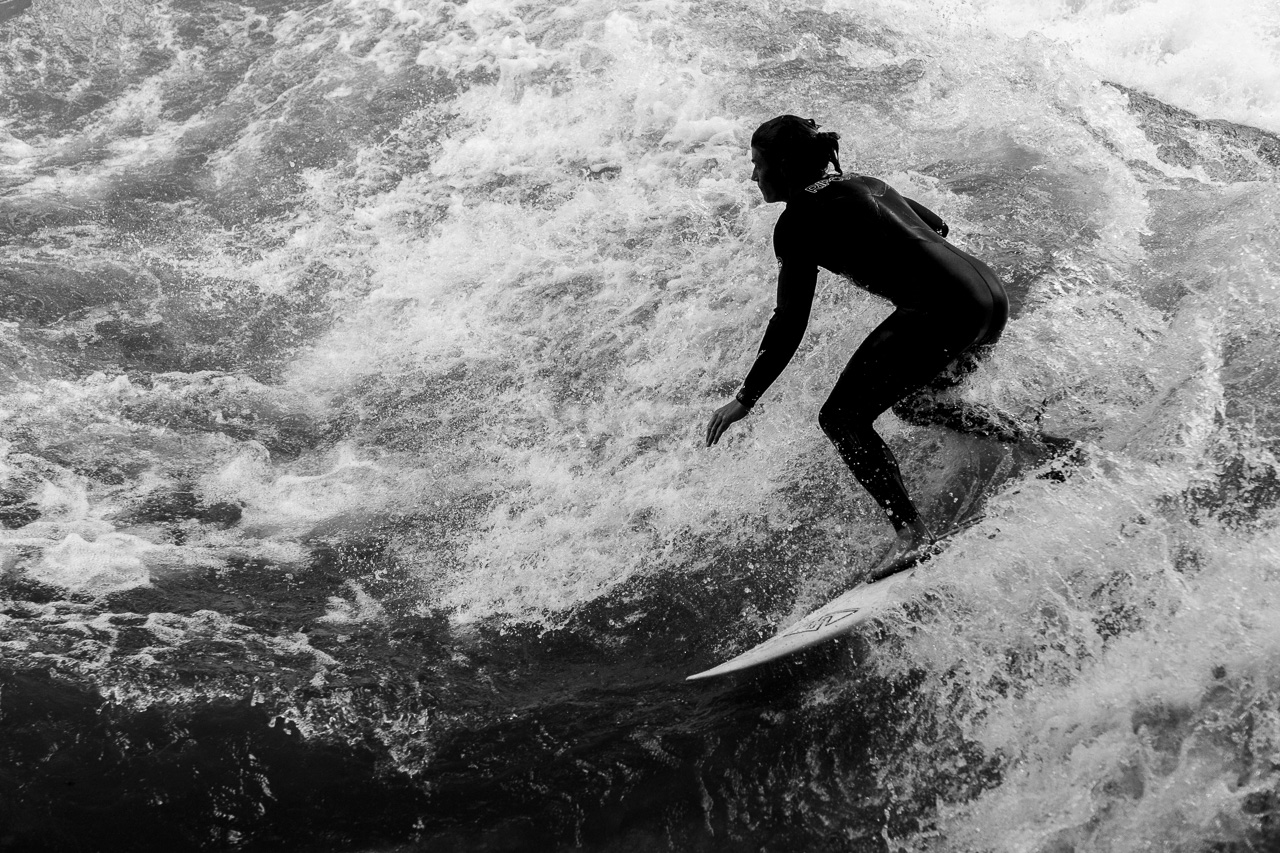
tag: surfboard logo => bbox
[786,608,860,635]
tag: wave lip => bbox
[3,0,1280,850]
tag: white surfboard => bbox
[686,518,984,681]
[685,565,927,681]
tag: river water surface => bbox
[4,0,1280,850]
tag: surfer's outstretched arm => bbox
[705,260,818,446]
[906,198,948,237]
[738,260,818,406]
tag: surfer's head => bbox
[750,115,842,202]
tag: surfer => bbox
[705,114,1026,580]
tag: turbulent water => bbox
[3,0,1280,850]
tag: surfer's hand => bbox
[705,399,748,447]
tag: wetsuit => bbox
[736,174,1010,530]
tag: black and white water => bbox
[4,1,1280,850]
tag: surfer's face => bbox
[750,146,788,203]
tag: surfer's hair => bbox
[751,115,842,184]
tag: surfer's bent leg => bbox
[818,308,977,530]
[819,247,1008,530]
[890,345,1028,441]
[890,253,1020,440]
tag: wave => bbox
[2,0,1280,850]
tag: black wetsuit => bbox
[737,174,1010,529]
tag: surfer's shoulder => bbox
[849,174,887,197]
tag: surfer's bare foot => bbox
[869,521,935,582]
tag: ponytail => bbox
[815,129,842,176]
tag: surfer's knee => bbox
[818,402,876,452]
[818,400,858,438]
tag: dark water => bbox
[4,0,1280,850]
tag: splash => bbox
[3,0,1280,849]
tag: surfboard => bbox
[686,519,983,681]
